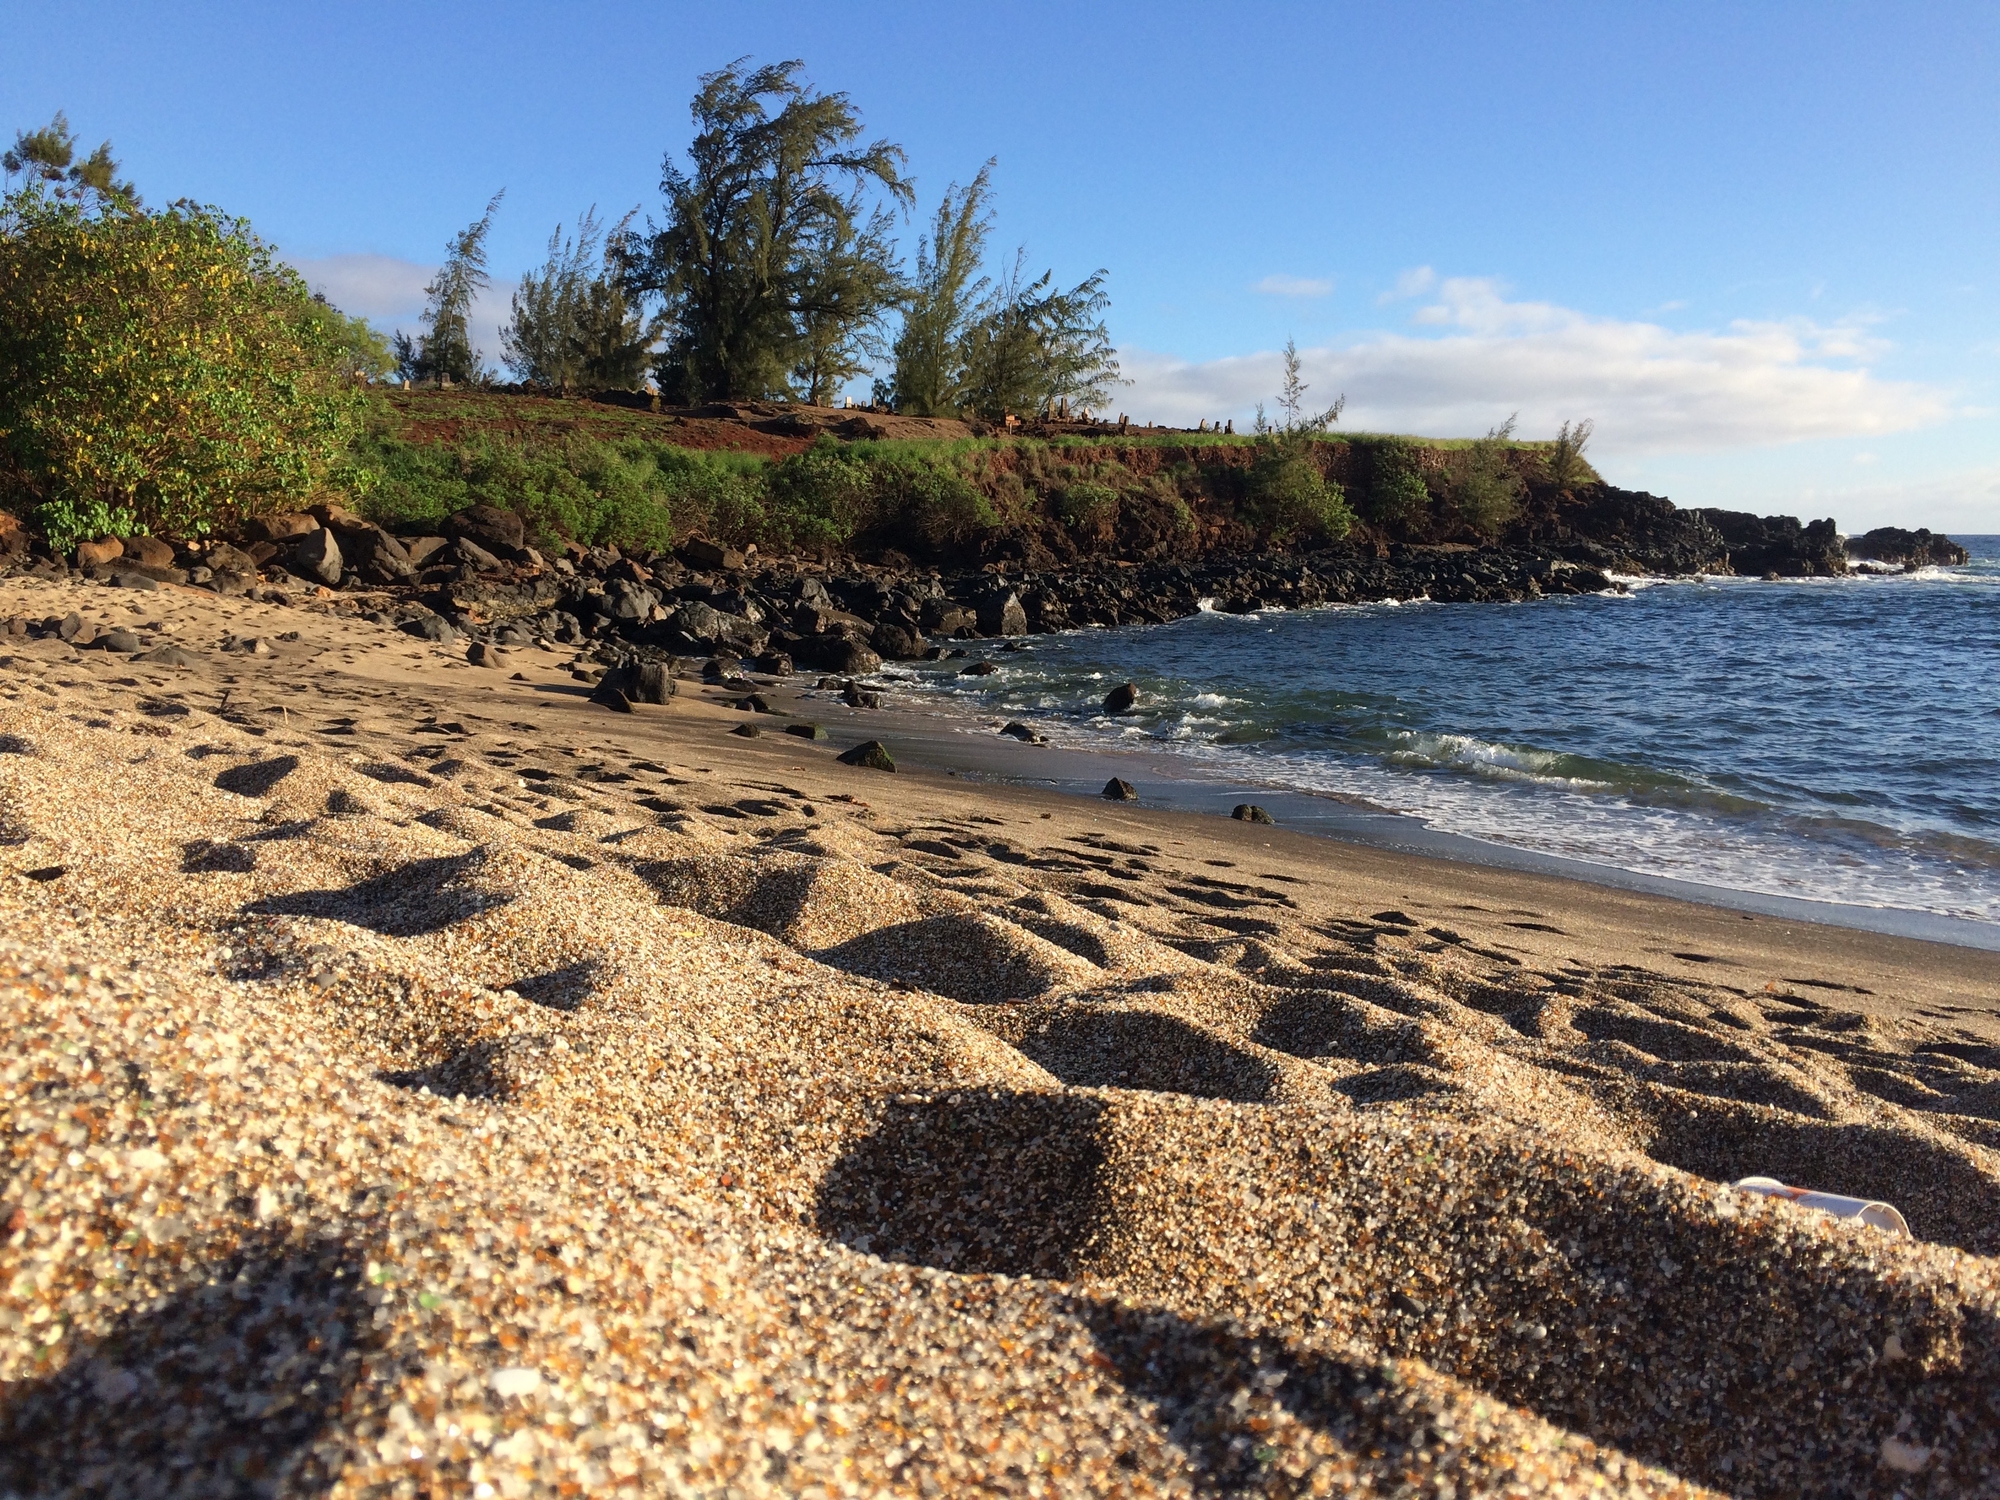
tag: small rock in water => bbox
[837,740,896,772]
[960,661,999,677]
[1102,777,1138,801]
[842,685,881,709]
[1232,804,1275,825]
[1103,682,1139,714]
[1000,722,1046,744]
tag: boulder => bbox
[729,723,762,738]
[1000,722,1047,745]
[836,740,896,772]
[679,537,745,571]
[1103,682,1139,715]
[602,661,675,705]
[603,582,661,623]
[0,512,26,559]
[1102,777,1138,801]
[960,660,998,677]
[404,535,451,568]
[112,571,161,592]
[245,512,317,544]
[120,535,175,569]
[204,542,259,574]
[841,685,881,709]
[290,527,343,587]
[447,504,527,558]
[451,537,505,572]
[345,526,414,585]
[594,687,635,713]
[871,622,927,660]
[466,641,505,668]
[797,636,882,675]
[920,600,974,635]
[973,588,1028,637]
[403,615,458,644]
[75,538,123,569]
[753,649,794,675]
[785,722,827,740]
[96,628,142,653]
[1231,804,1275,825]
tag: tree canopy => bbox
[621,59,911,404]
[3,112,138,208]
[395,190,503,387]
[503,208,653,394]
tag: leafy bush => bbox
[0,186,373,549]
[1054,479,1119,532]
[763,437,874,551]
[1355,438,1432,531]
[1247,441,1352,542]
[1545,418,1598,491]
[1448,415,1524,537]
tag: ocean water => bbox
[887,537,2000,927]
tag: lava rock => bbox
[960,660,999,677]
[74,538,123,569]
[842,685,881,709]
[594,686,635,713]
[754,649,794,675]
[120,535,175,569]
[111,571,161,592]
[799,636,882,676]
[836,740,896,772]
[679,537,745,571]
[290,527,343,587]
[730,723,762,737]
[870,622,927,660]
[244,513,317,544]
[973,588,1028,637]
[785,722,827,740]
[1102,777,1138,801]
[447,504,527,558]
[466,641,505,668]
[1000,722,1047,744]
[1232,804,1275,825]
[402,615,459,644]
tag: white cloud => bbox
[1378,265,1436,303]
[288,253,518,375]
[1791,464,2000,534]
[1122,277,1954,456]
[1252,274,1333,298]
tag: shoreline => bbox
[816,684,2000,954]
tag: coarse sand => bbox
[2,573,1998,1498]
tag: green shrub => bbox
[1247,440,1352,542]
[0,187,373,549]
[1449,416,1524,537]
[763,436,874,551]
[1356,438,1432,531]
[1054,479,1119,531]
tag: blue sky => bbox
[5,1,1996,529]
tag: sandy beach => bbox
[4,569,1999,1498]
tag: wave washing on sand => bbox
[4,609,2000,1496]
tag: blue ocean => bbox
[890,538,2000,928]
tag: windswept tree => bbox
[1245,339,1351,542]
[503,207,653,393]
[2,112,138,208]
[789,192,901,406]
[956,255,1122,421]
[395,190,504,386]
[880,163,995,417]
[622,59,911,404]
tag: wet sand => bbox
[3,570,1998,1497]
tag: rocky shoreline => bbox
[0,491,1967,679]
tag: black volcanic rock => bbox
[1846,527,1968,569]
[1690,510,1847,578]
